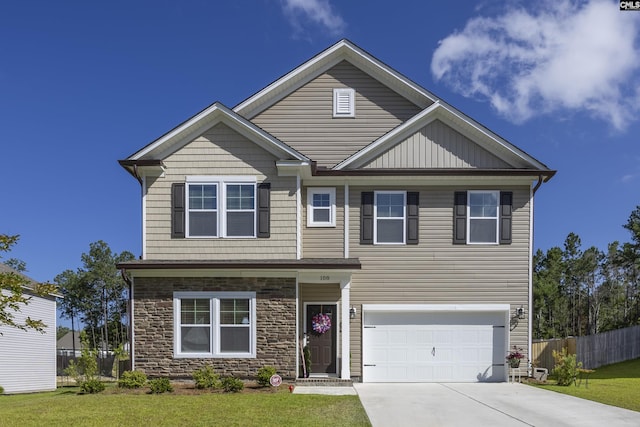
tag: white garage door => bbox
[363,309,507,382]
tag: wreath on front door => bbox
[311,313,331,334]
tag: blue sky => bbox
[2,0,639,297]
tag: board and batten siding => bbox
[0,292,56,394]
[363,119,513,169]
[251,61,424,168]
[302,187,345,258]
[144,122,298,260]
[346,186,531,377]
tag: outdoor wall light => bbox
[349,306,357,319]
[516,306,525,319]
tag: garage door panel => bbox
[363,310,507,383]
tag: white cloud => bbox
[431,0,640,131]
[281,0,346,37]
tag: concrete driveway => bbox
[354,383,640,427]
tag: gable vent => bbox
[334,88,355,117]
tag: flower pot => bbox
[508,359,521,368]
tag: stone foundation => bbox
[133,276,297,379]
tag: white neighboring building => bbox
[0,264,57,394]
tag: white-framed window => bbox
[468,190,499,244]
[187,183,218,237]
[185,176,256,238]
[307,187,336,227]
[333,88,355,117]
[374,191,406,244]
[225,183,256,237]
[174,291,256,358]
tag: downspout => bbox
[532,174,544,195]
[132,164,143,185]
[120,269,134,370]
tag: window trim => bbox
[467,190,499,245]
[333,88,355,117]
[173,291,257,359]
[185,176,257,239]
[307,187,336,227]
[374,191,406,245]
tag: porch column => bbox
[340,279,351,379]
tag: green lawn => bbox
[0,386,371,427]
[531,357,640,412]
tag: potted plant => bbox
[506,345,525,368]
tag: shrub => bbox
[80,378,105,394]
[256,366,277,387]
[66,332,104,394]
[221,376,244,393]
[192,365,220,389]
[149,378,173,394]
[118,370,148,389]
[0,385,4,394]
[552,348,582,386]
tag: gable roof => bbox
[0,263,59,299]
[121,102,309,166]
[335,101,552,172]
[234,39,437,119]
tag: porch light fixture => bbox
[516,306,525,319]
[349,306,357,319]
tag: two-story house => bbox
[118,40,555,383]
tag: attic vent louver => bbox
[333,88,355,117]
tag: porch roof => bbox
[117,258,361,271]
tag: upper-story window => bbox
[188,184,218,237]
[468,191,499,244]
[453,190,512,245]
[374,191,406,244]
[185,177,256,238]
[333,88,355,117]
[361,191,419,246]
[307,187,336,227]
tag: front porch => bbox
[298,272,353,381]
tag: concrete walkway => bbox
[354,383,640,427]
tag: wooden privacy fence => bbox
[532,325,640,371]
[531,338,576,371]
[578,325,640,369]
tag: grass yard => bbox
[0,385,371,427]
[531,357,640,412]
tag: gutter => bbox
[532,171,556,195]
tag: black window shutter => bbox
[453,191,467,244]
[257,182,271,238]
[499,191,513,244]
[360,192,374,245]
[171,183,185,238]
[406,192,419,245]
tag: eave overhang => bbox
[117,258,361,273]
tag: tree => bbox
[3,258,27,273]
[55,241,134,351]
[0,234,57,333]
[533,205,640,338]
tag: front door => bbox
[306,304,337,375]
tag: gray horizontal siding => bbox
[363,119,512,169]
[251,61,424,167]
[302,187,345,258]
[346,186,531,376]
[144,122,298,260]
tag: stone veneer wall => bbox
[133,276,297,379]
